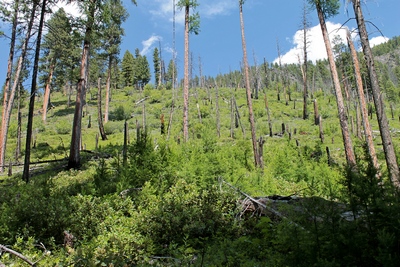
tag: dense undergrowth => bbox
[0,130,399,266]
[1,84,400,265]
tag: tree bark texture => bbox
[104,56,112,123]
[302,5,308,120]
[264,94,273,137]
[215,84,221,138]
[230,97,235,138]
[23,0,47,182]
[68,2,95,169]
[315,2,356,169]
[352,0,399,187]
[97,78,107,140]
[183,5,190,142]
[314,99,319,125]
[346,30,379,172]
[239,1,259,167]
[0,0,22,173]
[42,60,55,122]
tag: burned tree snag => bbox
[319,115,324,143]
[313,99,319,125]
[161,114,165,135]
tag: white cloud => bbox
[369,36,389,47]
[53,1,81,18]
[141,35,162,56]
[148,0,184,25]
[275,21,357,65]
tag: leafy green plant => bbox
[55,120,71,134]
[104,120,124,135]
[111,105,128,121]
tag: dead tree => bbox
[97,77,107,140]
[239,0,259,167]
[346,29,379,174]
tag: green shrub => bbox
[104,121,124,135]
[55,120,71,134]
[143,83,154,92]
[111,105,128,121]
[135,180,237,259]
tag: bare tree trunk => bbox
[158,41,163,88]
[198,56,203,89]
[142,103,146,131]
[230,96,235,138]
[215,83,220,138]
[264,94,273,137]
[239,1,259,167]
[257,137,265,168]
[123,120,128,166]
[23,0,47,182]
[313,99,319,125]
[233,97,245,137]
[0,0,20,173]
[1,0,18,141]
[302,1,309,120]
[183,5,190,142]
[97,78,107,140]
[104,56,112,123]
[352,0,399,185]
[355,101,362,139]
[15,85,22,160]
[315,3,356,169]
[67,84,72,108]
[161,114,165,135]
[252,50,260,99]
[319,115,324,143]
[68,1,95,169]
[42,59,55,122]
[346,30,379,172]
[276,39,288,105]
[167,101,174,140]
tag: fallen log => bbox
[220,178,305,230]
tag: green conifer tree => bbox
[121,50,134,87]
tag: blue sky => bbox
[0,0,399,85]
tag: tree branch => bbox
[0,244,36,266]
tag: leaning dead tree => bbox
[350,0,400,187]
[346,29,379,173]
[311,0,357,170]
[0,0,35,173]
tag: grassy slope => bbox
[2,81,399,183]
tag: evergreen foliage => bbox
[153,47,161,87]
[121,50,134,87]
[165,59,178,89]
[132,48,151,89]
[39,8,80,92]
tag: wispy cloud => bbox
[147,0,235,25]
[141,35,162,56]
[202,0,236,17]
[275,21,389,65]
